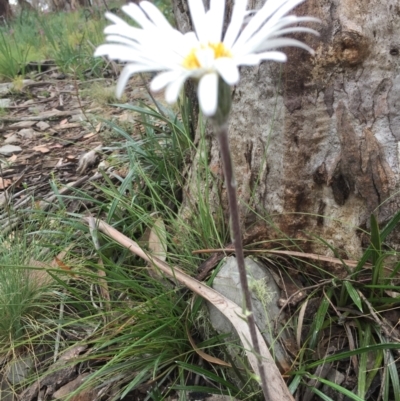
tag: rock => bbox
[0,99,11,108]
[36,121,50,131]
[4,134,20,144]
[0,83,13,96]
[0,376,15,401]
[18,128,36,140]
[69,113,84,123]
[6,355,33,384]
[208,256,292,372]
[0,80,34,96]
[0,145,22,156]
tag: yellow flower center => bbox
[182,42,232,70]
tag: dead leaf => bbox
[385,290,400,298]
[52,122,81,130]
[54,257,75,275]
[8,154,17,162]
[0,177,12,189]
[148,218,167,262]
[33,145,50,153]
[59,118,68,125]
[76,145,101,174]
[147,217,169,283]
[186,324,231,367]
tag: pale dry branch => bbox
[83,217,295,401]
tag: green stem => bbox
[217,123,271,401]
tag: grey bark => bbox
[174,0,400,259]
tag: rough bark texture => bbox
[174,0,400,259]
[0,0,12,20]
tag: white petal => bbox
[122,2,154,29]
[208,0,225,43]
[234,15,317,55]
[103,35,140,49]
[140,1,172,30]
[224,0,247,48]
[196,47,215,69]
[165,74,190,104]
[235,0,305,48]
[234,0,287,47]
[257,51,287,62]
[272,27,320,37]
[254,37,315,54]
[215,58,240,85]
[234,51,287,65]
[263,0,308,32]
[116,64,160,98]
[151,71,182,91]
[95,43,159,67]
[104,23,143,39]
[198,73,218,117]
[188,0,207,43]
[94,44,139,61]
[104,11,128,26]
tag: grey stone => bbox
[0,80,34,96]
[0,83,13,96]
[6,355,33,384]
[69,113,84,122]
[18,128,36,139]
[4,134,20,144]
[36,121,50,131]
[0,377,15,401]
[0,99,11,108]
[0,145,22,156]
[208,256,292,371]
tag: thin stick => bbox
[217,123,271,400]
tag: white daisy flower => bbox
[95,0,318,117]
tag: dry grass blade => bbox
[193,248,372,269]
[186,324,232,368]
[83,217,295,401]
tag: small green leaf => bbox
[309,289,331,349]
[357,325,371,398]
[343,281,363,312]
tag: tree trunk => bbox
[0,0,12,20]
[174,0,400,259]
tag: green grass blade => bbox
[357,324,371,398]
[309,289,331,349]
[309,386,335,401]
[175,362,238,392]
[303,343,400,370]
[387,350,400,401]
[170,385,232,396]
[343,281,363,312]
[354,210,400,274]
[311,376,365,401]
